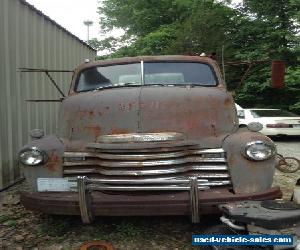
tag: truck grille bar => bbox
[63,144,231,189]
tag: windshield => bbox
[75,62,217,92]
[250,109,298,117]
[144,62,216,85]
[76,63,141,92]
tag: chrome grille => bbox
[63,143,231,189]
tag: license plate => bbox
[293,124,300,128]
[37,178,76,192]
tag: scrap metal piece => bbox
[77,176,93,223]
[19,68,70,98]
[190,176,200,223]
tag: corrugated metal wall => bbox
[0,0,96,189]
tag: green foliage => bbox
[95,0,300,112]
[98,0,192,35]
[286,66,300,87]
[232,0,300,112]
[167,0,236,57]
[233,0,300,63]
[114,25,178,56]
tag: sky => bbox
[26,0,103,42]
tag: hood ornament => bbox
[97,132,186,143]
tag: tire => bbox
[276,157,300,173]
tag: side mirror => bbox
[271,60,285,88]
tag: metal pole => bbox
[83,20,93,42]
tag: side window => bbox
[250,110,259,118]
[237,110,245,119]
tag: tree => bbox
[98,0,191,36]
[167,0,236,57]
[96,0,300,113]
[232,0,300,112]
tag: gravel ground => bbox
[272,137,300,200]
[0,138,299,250]
[273,136,300,159]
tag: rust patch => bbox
[77,110,87,118]
[128,101,136,110]
[227,154,236,167]
[76,110,95,119]
[224,97,232,106]
[46,152,60,171]
[84,126,102,141]
[110,128,129,134]
[118,102,136,111]
[211,124,217,137]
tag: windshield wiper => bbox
[119,82,142,87]
[144,83,175,86]
[92,82,207,91]
[93,82,141,91]
[143,83,206,87]
[177,83,210,87]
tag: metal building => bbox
[0,0,96,189]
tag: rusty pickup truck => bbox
[19,55,281,223]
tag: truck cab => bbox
[19,55,281,223]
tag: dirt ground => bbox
[0,181,215,250]
[0,168,299,250]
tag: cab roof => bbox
[74,55,218,73]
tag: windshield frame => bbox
[73,60,219,93]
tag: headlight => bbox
[242,141,276,161]
[19,147,47,166]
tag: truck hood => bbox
[59,86,237,150]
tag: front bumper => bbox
[21,183,282,222]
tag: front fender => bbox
[19,135,64,191]
[223,131,276,194]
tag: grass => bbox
[3,219,17,227]
[116,221,144,239]
[35,216,73,237]
[0,214,12,223]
